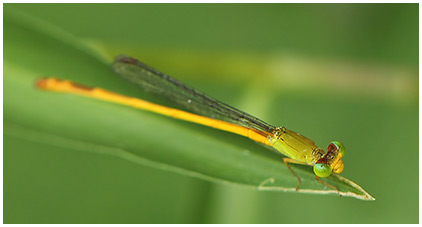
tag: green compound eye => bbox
[313,163,332,178]
[331,141,346,157]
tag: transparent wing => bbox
[112,55,275,133]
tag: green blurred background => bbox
[4,3,418,223]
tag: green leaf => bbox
[4,8,374,201]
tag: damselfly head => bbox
[313,141,346,177]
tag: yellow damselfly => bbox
[36,55,346,193]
